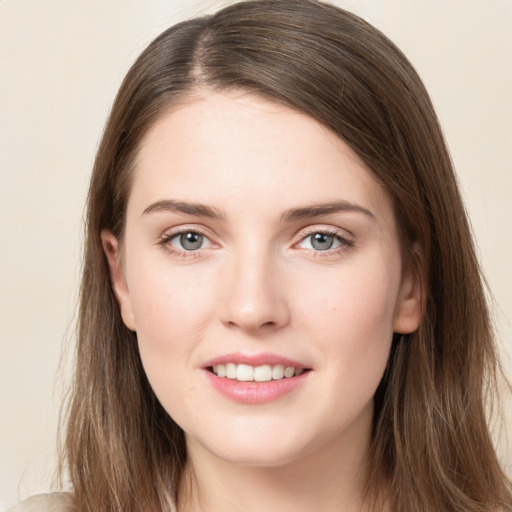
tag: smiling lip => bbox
[203,352,308,369]
[202,352,311,404]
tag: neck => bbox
[177,407,381,512]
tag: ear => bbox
[393,246,424,334]
[101,230,137,331]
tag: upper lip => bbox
[203,352,309,369]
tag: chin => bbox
[209,444,307,468]
[187,423,327,469]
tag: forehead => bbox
[130,91,394,226]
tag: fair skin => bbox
[103,91,421,512]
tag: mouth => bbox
[208,363,308,382]
[202,353,311,403]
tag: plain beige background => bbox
[1,0,511,509]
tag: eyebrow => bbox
[142,198,375,222]
[142,199,225,219]
[281,201,376,222]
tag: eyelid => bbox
[158,224,217,242]
[294,224,355,244]
[157,223,355,258]
[157,224,219,257]
[292,224,356,256]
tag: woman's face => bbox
[104,92,421,467]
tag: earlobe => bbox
[393,251,424,334]
[101,230,137,332]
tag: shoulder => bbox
[6,493,74,512]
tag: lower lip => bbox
[204,370,310,404]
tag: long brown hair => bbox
[61,1,512,510]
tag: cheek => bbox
[131,261,215,341]
[306,260,400,342]
[132,279,211,430]
[300,259,399,389]
[127,264,216,401]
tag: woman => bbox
[10,0,511,511]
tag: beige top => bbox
[6,494,73,512]
[7,492,180,512]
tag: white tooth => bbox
[294,368,304,376]
[212,365,218,375]
[254,364,272,382]
[284,366,295,378]
[237,364,254,381]
[226,363,237,379]
[272,364,285,380]
[216,364,226,378]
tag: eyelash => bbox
[158,226,212,259]
[158,226,355,259]
[294,228,355,257]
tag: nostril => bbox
[224,319,277,331]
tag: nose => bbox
[219,248,290,333]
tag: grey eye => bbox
[179,232,204,250]
[310,233,335,251]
